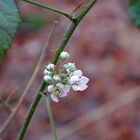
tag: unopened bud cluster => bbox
[43,51,89,103]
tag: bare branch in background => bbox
[0,87,19,110]
[0,21,58,137]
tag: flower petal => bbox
[60,92,67,97]
[73,70,82,77]
[72,83,88,91]
[44,69,48,75]
[64,86,70,93]
[80,76,89,84]
[56,83,64,89]
[48,85,54,92]
[51,94,59,102]
[70,75,79,84]
[72,85,81,91]
[44,75,51,82]
[79,84,88,91]
[68,63,75,67]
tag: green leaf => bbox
[129,0,140,27]
[0,47,4,60]
[0,0,20,59]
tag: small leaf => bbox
[129,0,140,27]
[0,0,20,59]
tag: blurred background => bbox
[0,0,140,139]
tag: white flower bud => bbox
[44,69,52,75]
[59,51,70,60]
[44,75,52,82]
[46,63,55,71]
[53,75,60,82]
[63,63,76,72]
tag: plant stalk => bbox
[17,81,46,140]
[45,97,58,140]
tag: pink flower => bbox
[47,83,70,102]
[70,70,89,91]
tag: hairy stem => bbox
[17,0,97,139]
[23,0,73,21]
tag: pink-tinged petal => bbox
[51,94,59,102]
[56,83,64,89]
[48,85,54,92]
[72,85,81,91]
[79,84,88,91]
[60,92,67,97]
[73,83,88,91]
[73,70,82,77]
[68,63,75,67]
[63,86,70,93]
[80,76,89,84]
[70,75,79,84]
[60,85,70,97]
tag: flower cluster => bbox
[43,51,89,103]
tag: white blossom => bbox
[43,52,90,103]
[63,62,76,72]
[44,75,52,82]
[51,94,59,103]
[46,63,55,71]
[70,70,89,91]
[44,69,52,75]
[47,83,70,102]
[70,75,79,84]
[53,75,60,82]
[59,51,70,60]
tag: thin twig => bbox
[0,21,58,137]
[0,87,19,110]
[23,0,74,21]
[44,86,140,139]
[4,86,19,108]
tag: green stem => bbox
[17,80,46,140]
[52,0,97,64]
[23,0,73,21]
[17,0,97,139]
[45,97,58,140]
[77,0,97,22]
[52,22,77,64]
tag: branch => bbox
[0,21,57,137]
[52,0,97,64]
[4,86,19,108]
[23,0,74,21]
[0,87,18,110]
